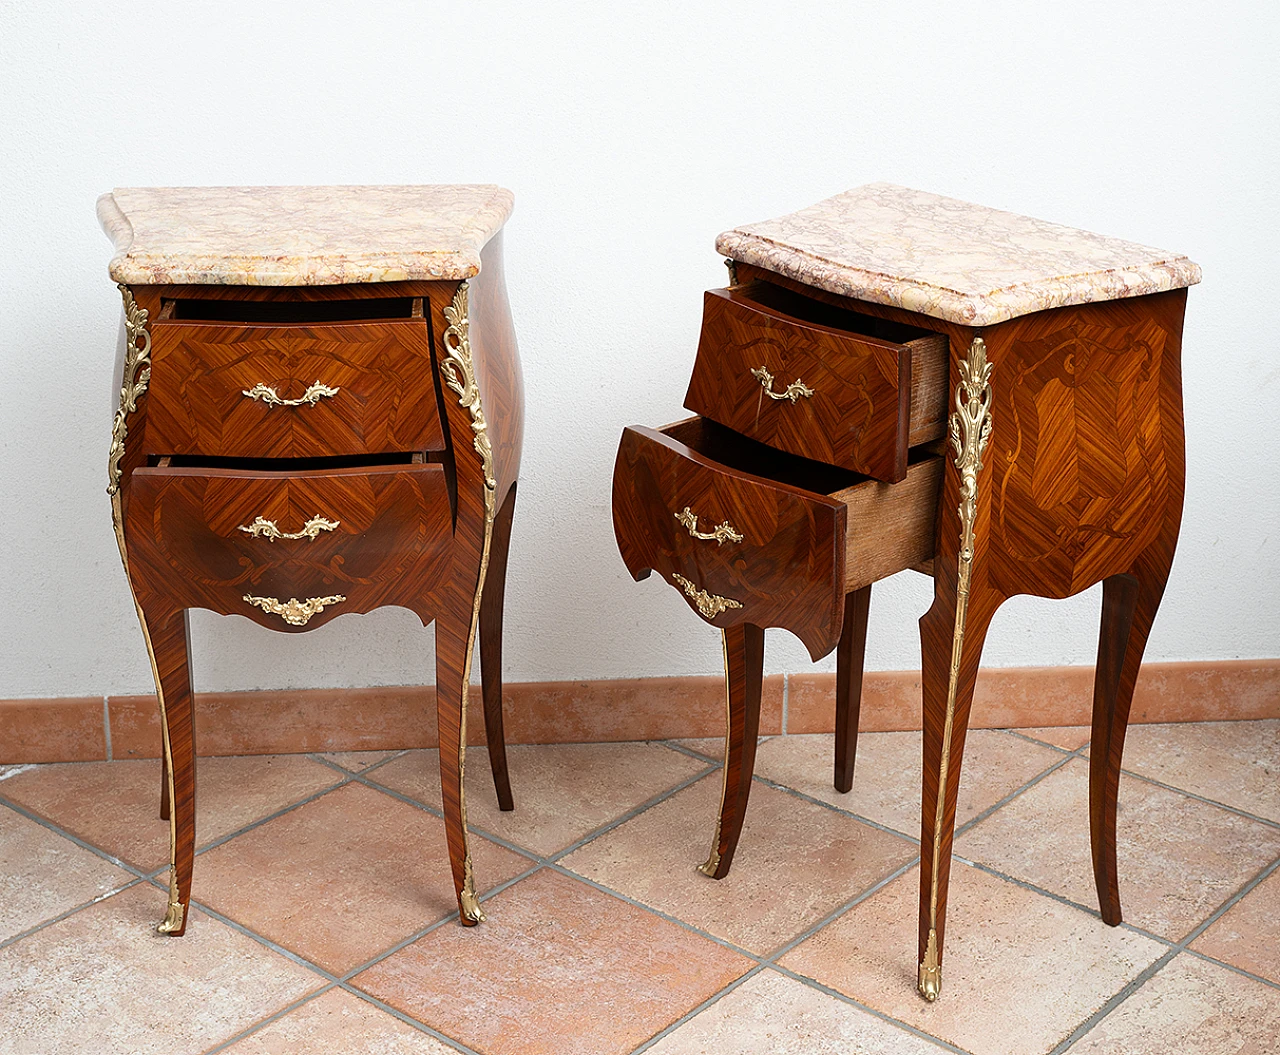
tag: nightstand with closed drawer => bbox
[613,183,1201,1000]
[101,185,523,936]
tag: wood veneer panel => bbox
[124,461,453,633]
[145,319,444,459]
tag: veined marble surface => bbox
[99,185,514,286]
[716,183,1202,326]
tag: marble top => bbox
[98,185,514,286]
[716,183,1201,326]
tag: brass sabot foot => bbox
[155,872,185,935]
[459,888,486,925]
[459,861,486,925]
[696,848,722,878]
[917,928,941,1001]
[156,901,185,935]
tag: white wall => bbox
[0,0,1275,699]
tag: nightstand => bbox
[100,185,524,935]
[612,183,1200,998]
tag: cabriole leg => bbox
[698,623,765,880]
[835,585,872,794]
[436,605,486,925]
[916,590,999,999]
[480,483,518,812]
[139,603,196,937]
[917,333,996,1001]
[1089,546,1173,925]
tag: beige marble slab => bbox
[716,183,1201,326]
[99,185,513,286]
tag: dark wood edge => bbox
[705,285,917,353]
[631,422,849,512]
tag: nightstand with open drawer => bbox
[613,183,1201,1000]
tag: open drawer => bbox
[612,416,942,659]
[684,281,948,482]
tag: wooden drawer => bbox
[123,458,453,632]
[144,318,445,458]
[612,416,942,659]
[684,282,948,482]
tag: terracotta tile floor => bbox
[2,722,1278,1054]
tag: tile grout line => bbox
[192,776,355,858]
[306,748,412,779]
[658,740,720,764]
[953,749,1080,838]
[1050,851,1280,1051]
[335,740,1112,1051]
[1174,852,1280,950]
[348,773,447,820]
[170,892,345,982]
[748,736,1079,849]
[1179,945,1280,992]
[546,764,720,863]
[764,857,921,963]
[627,965,771,1054]
[1004,727,1087,753]
[335,986,486,1055]
[544,861,770,963]
[193,820,1278,1055]
[1049,947,1181,1054]
[0,876,150,950]
[198,984,340,1055]
[0,795,151,878]
[337,862,547,982]
[102,695,112,762]
[1117,766,1280,831]
[750,774,922,845]
[299,777,947,1055]
[769,963,975,1055]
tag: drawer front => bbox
[685,287,942,482]
[123,462,452,632]
[612,422,847,660]
[145,320,445,458]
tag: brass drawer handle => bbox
[243,593,346,626]
[238,515,340,542]
[241,380,340,407]
[672,574,743,620]
[674,507,743,545]
[751,365,814,404]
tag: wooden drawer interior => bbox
[660,417,942,593]
[613,415,942,658]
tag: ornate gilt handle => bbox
[237,515,340,542]
[672,574,743,620]
[242,593,345,626]
[750,365,814,404]
[241,381,340,407]
[674,507,743,545]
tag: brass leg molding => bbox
[107,285,185,936]
[442,281,495,925]
[697,631,732,877]
[920,336,993,1001]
